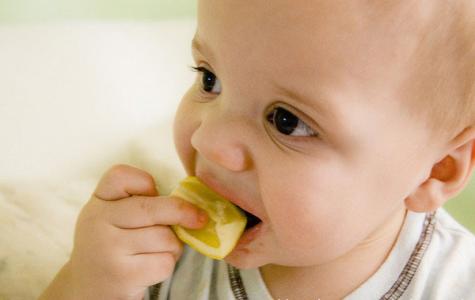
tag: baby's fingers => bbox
[118,225,184,260]
[126,252,177,288]
[101,195,208,229]
[94,164,159,201]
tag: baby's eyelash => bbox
[189,65,206,73]
[190,65,214,76]
[189,64,221,96]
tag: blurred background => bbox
[1,2,200,298]
[0,0,473,230]
[0,0,197,22]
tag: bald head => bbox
[312,0,475,141]
[391,0,475,141]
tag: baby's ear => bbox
[405,126,475,212]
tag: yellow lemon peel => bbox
[170,176,247,259]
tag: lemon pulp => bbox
[170,176,247,260]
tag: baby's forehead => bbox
[199,0,456,64]
[197,0,472,104]
[201,0,463,47]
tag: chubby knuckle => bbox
[164,230,182,253]
[108,164,132,177]
[108,164,154,186]
[140,171,156,187]
[159,228,175,245]
[158,252,177,277]
[146,253,176,283]
[173,242,185,260]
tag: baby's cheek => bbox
[269,190,334,248]
[269,183,363,259]
[173,93,201,173]
[275,211,364,266]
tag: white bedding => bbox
[0,20,194,300]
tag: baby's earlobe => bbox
[405,133,475,213]
[404,178,445,212]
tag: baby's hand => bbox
[68,164,208,300]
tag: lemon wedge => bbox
[170,176,247,259]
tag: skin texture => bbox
[173,0,475,298]
[39,1,475,300]
[39,165,209,300]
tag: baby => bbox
[40,0,475,299]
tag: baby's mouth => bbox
[237,207,262,230]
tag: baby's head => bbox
[172,0,475,269]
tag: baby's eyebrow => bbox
[191,36,339,129]
[272,81,339,123]
[191,37,215,62]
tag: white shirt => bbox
[146,208,475,300]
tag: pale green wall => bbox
[0,0,197,22]
[1,0,473,233]
[444,177,475,233]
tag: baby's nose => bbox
[190,115,253,172]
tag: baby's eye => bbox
[190,66,222,95]
[266,107,318,137]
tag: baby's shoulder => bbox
[406,209,475,299]
[432,208,475,254]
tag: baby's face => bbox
[173,0,440,268]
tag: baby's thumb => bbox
[93,164,159,201]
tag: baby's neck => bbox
[259,208,407,300]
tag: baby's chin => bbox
[224,241,337,270]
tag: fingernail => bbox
[198,211,208,224]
